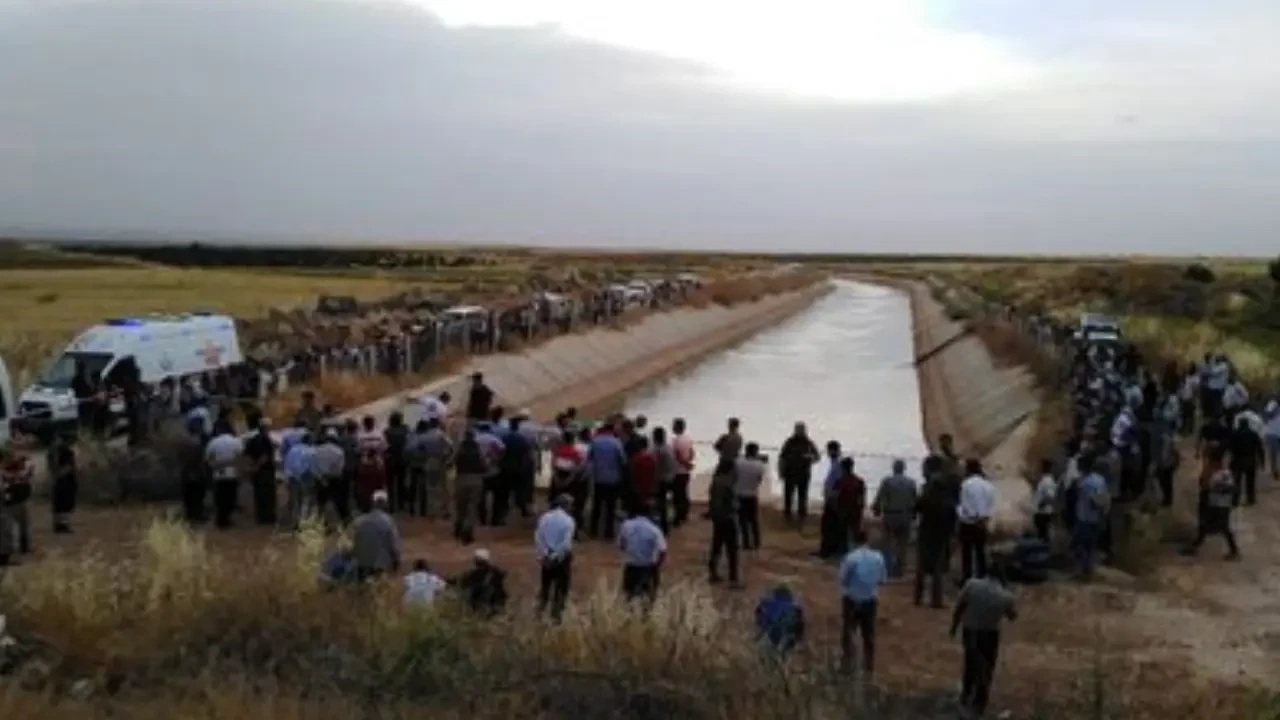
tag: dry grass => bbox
[0,517,1268,719]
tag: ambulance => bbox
[13,313,243,439]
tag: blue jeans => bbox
[1072,521,1101,575]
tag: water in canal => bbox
[624,279,927,501]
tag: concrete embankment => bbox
[352,282,834,428]
[879,276,1039,532]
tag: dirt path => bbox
[1126,445,1280,685]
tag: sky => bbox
[0,0,1277,254]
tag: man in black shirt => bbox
[466,372,494,424]
[1198,415,1229,459]
[778,422,820,525]
[1228,415,1264,506]
[244,416,278,526]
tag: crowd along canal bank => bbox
[375,274,1038,528]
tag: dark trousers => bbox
[841,597,877,675]
[537,556,572,621]
[622,564,660,604]
[213,480,238,529]
[1231,463,1257,506]
[590,483,620,539]
[516,469,535,516]
[1157,466,1175,507]
[252,470,277,525]
[407,468,427,516]
[819,503,852,557]
[480,474,510,526]
[316,478,352,525]
[782,475,811,522]
[915,535,946,607]
[737,496,761,549]
[1190,507,1239,555]
[958,523,989,581]
[671,473,691,527]
[182,479,207,523]
[386,460,407,512]
[654,481,671,534]
[1033,513,1052,543]
[962,629,1001,715]
[709,517,740,583]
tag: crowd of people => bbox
[3,300,1279,718]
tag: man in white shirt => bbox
[204,419,245,529]
[734,443,768,550]
[403,559,449,608]
[670,418,696,528]
[1265,398,1280,480]
[1032,459,1057,543]
[534,494,576,621]
[618,501,668,605]
[418,391,451,426]
[1205,354,1231,418]
[956,459,996,582]
[1222,376,1249,424]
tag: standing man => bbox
[466,372,494,425]
[0,451,33,560]
[422,417,455,518]
[651,426,678,533]
[1071,454,1110,581]
[817,442,845,559]
[1265,396,1280,481]
[873,459,919,579]
[1180,445,1241,560]
[474,419,506,526]
[452,430,490,545]
[714,417,744,462]
[670,418,695,528]
[957,459,996,582]
[244,416,278,527]
[1227,414,1264,507]
[778,422,820,526]
[205,419,245,530]
[419,390,451,426]
[1031,458,1057,543]
[535,494,576,621]
[313,429,348,526]
[618,500,668,605]
[383,411,410,513]
[499,416,532,522]
[950,564,1018,719]
[179,416,209,524]
[838,530,886,678]
[707,457,743,588]
[915,457,957,608]
[283,430,317,528]
[588,423,628,540]
[735,443,768,550]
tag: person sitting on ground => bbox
[350,490,402,582]
[1006,529,1051,585]
[454,548,509,617]
[319,544,357,588]
[754,583,806,655]
[403,558,449,609]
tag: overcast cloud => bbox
[0,0,1276,254]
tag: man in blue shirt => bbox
[587,424,628,540]
[498,417,532,524]
[837,530,887,676]
[1071,454,1110,581]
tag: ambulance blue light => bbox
[106,318,146,327]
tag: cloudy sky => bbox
[0,0,1276,254]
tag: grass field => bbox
[933,260,1280,390]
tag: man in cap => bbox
[454,548,509,617]
[351,490,402,582]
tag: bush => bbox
[1183,263,1216,284]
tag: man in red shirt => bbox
[355,449,388,515]
[835,457,867,556]
[629,436,659,515]
[551,430,588,527]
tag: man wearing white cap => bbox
[454,547,509,617]
[351,490,401,582]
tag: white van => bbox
[15,313,243,437]
[0,355,13,450]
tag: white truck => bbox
[13,313,244,440]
